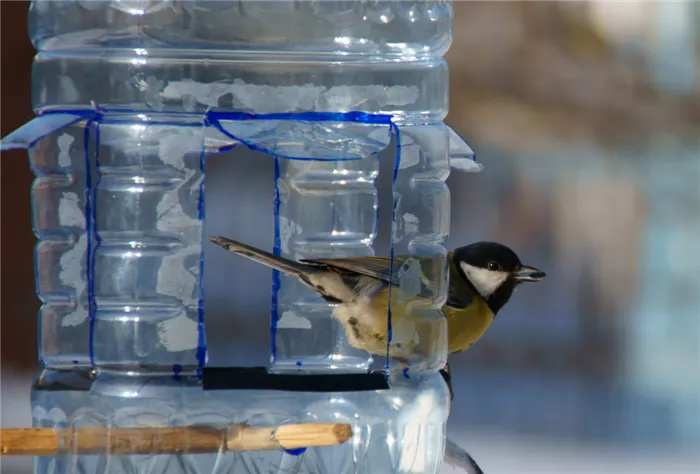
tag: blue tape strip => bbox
[270,157,282,365]
[385,122,402,369]
[84,121,96,367]
[34,108,394,125]
[197,125,208,377]
[90,123,103,367]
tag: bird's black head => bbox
[452,241,546,315]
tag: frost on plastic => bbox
[163,80,421,114]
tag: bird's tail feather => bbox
[209,236,311,278]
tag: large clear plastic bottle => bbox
[2,2,480,473]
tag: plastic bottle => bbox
[2,1,480,473]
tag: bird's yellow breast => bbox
[330,285,495,359]
[444,297,494,354]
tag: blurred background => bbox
[2,1,700,473]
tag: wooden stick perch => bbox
[1,422,353,457]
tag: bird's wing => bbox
[304,254,482,309]
[301,255,450,302]
[300,255,403,286]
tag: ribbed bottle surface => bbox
[29,0,453,374]
[30,118,206,370]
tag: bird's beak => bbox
[513,265,546,282]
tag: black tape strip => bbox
[202,367,390,392]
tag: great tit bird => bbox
[210,236,540,474]
[209,236,545,396]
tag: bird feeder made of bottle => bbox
[1,2,482,473]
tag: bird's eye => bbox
[487,261,500,271]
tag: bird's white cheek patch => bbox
[459,262,509,298]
